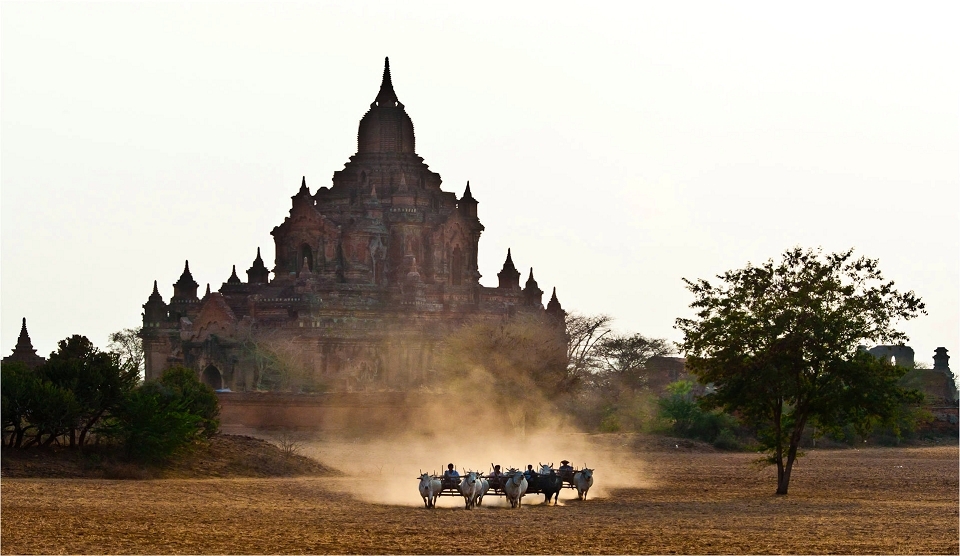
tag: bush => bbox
[102,366,220,463]
[657,380,740,444]
[157,366,220,437]
[107,382,202,462]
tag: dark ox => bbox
[525,466,563,506]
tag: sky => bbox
[2,1,958,370]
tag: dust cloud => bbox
[302,430,657,507]
[281,362,658,507]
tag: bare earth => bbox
[1,441,957,554]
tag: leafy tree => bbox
[656,380,738,445]
[41,335,139,446]
[597,333,674,390]
[107,327,145,379]
[676,247,925,494]
[23,381,82,447]
[2,363,39,447]
[108,381,203,462]
[156,366,220,437]
[103,366,220,462]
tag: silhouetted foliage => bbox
[676,247,926,495]
[41,335,138,446]
[156,366,220,437]
[2,363,37,448]
[656,380,739,446]
[596,333,674,390]
[107,327,145,379]
[102,365,220,462]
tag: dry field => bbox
[1,438,957,554]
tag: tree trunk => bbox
[776,455,793,494]
[78,409,105,447]
[776,414,808,495]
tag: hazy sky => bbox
[2,1,958,369]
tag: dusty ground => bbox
[1,437,957,554]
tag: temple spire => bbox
[523,267,543,307]
[299,176,309,194]
[227,265,241,285]
[16,318,31,350]
[374,57,400,107]
[247,248,270,284]
[3,317,45,368]
[173,260,200,301]
[497,248,521,290]
[546,287,565,321]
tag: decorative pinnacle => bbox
[299,176,309,194]
[152,280,160,295]
[374,57,399,107]
[463,181,474,199]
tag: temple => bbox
[2,318,46,369]
[140,58,565,392]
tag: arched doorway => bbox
[202,365,223,390]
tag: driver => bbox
[443,463,461,484]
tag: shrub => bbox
[657,380,739,444]
[102,366,220,463]
[157,366,220,437]
[107,381,202,463]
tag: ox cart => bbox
[417,464,593,508]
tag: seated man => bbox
[442,463,461,487]
[558,460,574,483]
[490,464,504,492]
[523,464,536,480]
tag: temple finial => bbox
[374,56,399,107]
[152,280,160,295]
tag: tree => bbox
[597,333,674,390]
[156,366,220,437]
[107,327,145,380]
[103,366,220,462]
[564,313,612,380]
[41,335,139,446]
[676,247,925,495]
[2,363,40,447]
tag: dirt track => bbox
[2,443,957,554]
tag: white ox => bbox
[418,473,441,508]
[476,477,490,507]
[573,468,594,500]
[459,471,483,509]
[503,470,528,509]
